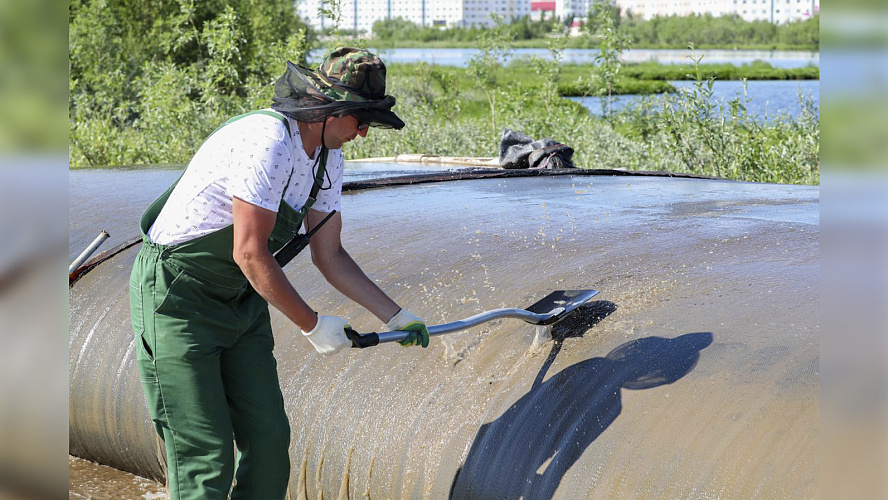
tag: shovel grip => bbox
[345,327,379,348]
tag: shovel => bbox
[345,289,599,348]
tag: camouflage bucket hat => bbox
[319,47,388,101]
[272,47,405,129]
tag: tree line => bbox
[69,0,312,166]
[371,15,561,43]
[371,12,819,50]
[620,12,819,48]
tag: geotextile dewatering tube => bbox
[70,172,820,498]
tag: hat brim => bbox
[351,108,405,130]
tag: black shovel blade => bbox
[524,290,600,326]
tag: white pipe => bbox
[69,231,110,274]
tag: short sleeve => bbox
[312,149,344,213]
[227,118,294,212]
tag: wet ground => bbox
[69,456,165,499]
[70,173,819,498]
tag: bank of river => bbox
[310,47,819,68]
[569,79,819,119]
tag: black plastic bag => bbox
[498,128,575,170]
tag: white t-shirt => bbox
[148,111,343,245]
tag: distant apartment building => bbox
[527,0,818,23]
[296,0,817,32]
[557,0,590,19]
[530,0,588,20]
[297,0,532,33]
[615,0,732,19]
[731,0,819,23]
[529,1,554,20]
[615,0,819,23]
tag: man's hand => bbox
[387,309,430,348]
[302,315,352,355]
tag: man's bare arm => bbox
[305,210,400,323]
[232,197,318,332]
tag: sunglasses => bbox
[356,119,370,132]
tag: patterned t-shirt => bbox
[147,111,344,245]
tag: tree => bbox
[586,0,630,119]
[69,0,312,166]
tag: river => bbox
[309,47,819,118]
[569,79,820,118]
[310,47,819,68]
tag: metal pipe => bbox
[376,308,562,343]
[68,231,110,274]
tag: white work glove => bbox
[386,308,430,348]
[302,315,351,355]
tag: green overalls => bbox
[129,111,327,500]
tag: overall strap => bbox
[305,147,330,210]
[271,148,332,268]
[140,110,292,238]
[208,110,290,138]
[282,146,329,215]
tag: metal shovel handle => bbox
[345,289,598,349]
[346,307,564,348]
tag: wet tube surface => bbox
[69,175,819,498]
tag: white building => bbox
[530,0,588,20]
[732,0,819,23]
[615,0,819,23]
[464,0,532,27]
[614,0,734,19]
[556,0,591,19]
[295,0,818,33]
[297,0,532,33]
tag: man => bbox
[128,47,429,500]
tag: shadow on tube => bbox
[450,326,713,499]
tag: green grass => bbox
[617,61,820,81]
[557,79,676,96]
[347,59,819,185]
[384,61,818,99]
[70,57,819,185]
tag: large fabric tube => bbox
[70,175,819,498]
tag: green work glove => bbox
[386,308,430,348]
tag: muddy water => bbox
[69,174,819,498]
[69,456,166,499]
